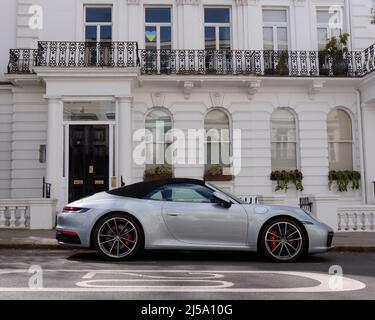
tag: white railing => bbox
[0,198,57,229]
[238,195,263,204]
[0,202,30,228]
[338,206,375,232]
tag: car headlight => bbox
[62,206,90,213]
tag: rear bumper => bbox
[56,230,82,245]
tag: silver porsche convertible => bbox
[56,178,334,262]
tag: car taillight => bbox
[62,206,90,213]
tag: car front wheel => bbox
[93,213,142,261]
[260,218,306,262]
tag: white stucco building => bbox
[1,0,375,230]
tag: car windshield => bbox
[206,183,246,204]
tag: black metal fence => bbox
[8,41,139,73]
[139,49,365,77]
[42,176,51,199]
[7,41,375,78]
[299,197,313,213]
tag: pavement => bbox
[0,229,375,251]
[0,249,374,299]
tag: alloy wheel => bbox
[97,217,138,259]
[264,221,303,261]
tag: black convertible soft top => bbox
[107,178,206,199]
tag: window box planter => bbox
[204,174,233,182]
[143,173,173,181]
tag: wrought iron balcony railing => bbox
[7,41,139,73]
[139,49,365,77]
[6,41,375,78]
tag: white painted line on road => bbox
[0,269,366,293]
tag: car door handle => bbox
[166,212,180,217]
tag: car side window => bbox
[144,187,164,201]
[163,184,214,203]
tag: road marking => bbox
[0,269,366,293]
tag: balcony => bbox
[7,41,375,78]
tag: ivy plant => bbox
[270,170,304,192]
[328,170,360,192]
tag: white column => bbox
[117,96,133,186]
[45,97,64,209]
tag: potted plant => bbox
[143,164,173,180]
[204,164,233,181]
[275,51,290,76]
[322,33,350,76]
[270,170,304,192]
[328,170,360,192]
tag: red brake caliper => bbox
[124,232,132,246]
[269,229,277,250]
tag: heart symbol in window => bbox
[145,30,157,42]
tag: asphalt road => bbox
[0,249,374,300]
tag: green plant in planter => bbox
[322,33,350,76]
[144,164,172,177]
[328,170,360,192]
[270,170,304,192]
[205,164,224,176]
[275,51,289,75]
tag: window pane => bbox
[144,187,164,200]
[328,143,353,170]
[277,27,288,50]
[219,27,231,49]
[145,26,157,49]
[100,26,112,41]
[160,26,171,49]
[327,109,352,141]
[204,8,230,23]
[271,109,296,142]
[164,184,214,203]
[271,142,297,170]
[318,27,328,50]
[317,10,332,24]
[86,7,112,23]
[63,101,115,121]
[205,110,229,130]
[145,8,171,23]
[85,26,97,42]
[263,10,287,23]
[205,27,216,50]
[263,27,274,50]
[145,110,172,166]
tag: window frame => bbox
[144,107,173,169]
[327,108,354,171]
[204,7,232,50]
[316,7,344,51]
[270,108,299,171]
[204,108,232,169]
[84,5,113,42]
[262,8,290,51]
[144,6,172,50]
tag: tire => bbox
[93,212,143,261]
[259,217,306,263]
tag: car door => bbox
[160,183,248,246]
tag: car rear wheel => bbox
[260,218,306,262]
[93,213,142,261]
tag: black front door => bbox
[69,125,109,203]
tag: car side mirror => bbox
[213,192,232,208]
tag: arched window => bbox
[327,109,353,170]
[204,109,230,169]
[271,108,297,170]
[145,109,172,169]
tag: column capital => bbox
[116,95,134,103]
[43,95,62,102]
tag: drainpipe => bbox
[355,89,367,204]
[345,0,354,50]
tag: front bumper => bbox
[305,222,335,254]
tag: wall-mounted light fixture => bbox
[39,144,46,163]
